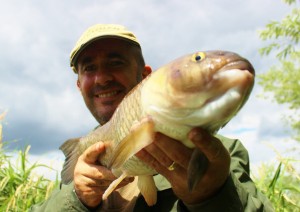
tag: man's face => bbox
[76,38,147,125]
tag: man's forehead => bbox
[77,40,130,61]
[78,51,126,65]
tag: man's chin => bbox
[94,108,116,125]
[89,99,122,124]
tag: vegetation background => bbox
[252,0,300,210]
[0,0,299,211]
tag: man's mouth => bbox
[95,90,122,99]
[96,90,119,98]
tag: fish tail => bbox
[187,149,209,191]
[59,137,81,184]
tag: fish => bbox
[60,50,255,206]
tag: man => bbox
[31,24,274,211]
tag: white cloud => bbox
[0,0,297,169]
[43,88,98,133]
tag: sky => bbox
[0,0,299,178]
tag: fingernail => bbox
[189,128,203,142]
[96,142,105,152]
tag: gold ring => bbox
[167,161,176,171]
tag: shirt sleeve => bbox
[179,136,275,212]
[29,182,91,212]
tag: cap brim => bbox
[71,35,140,69]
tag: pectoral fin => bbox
[108,117,155,169]
[138,175,157,206]
[187,149,209,191]
[59,137,81,184]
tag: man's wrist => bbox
[181,174,243,211]
[72,186,102,211]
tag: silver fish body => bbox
[60,50,255,206]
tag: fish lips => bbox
[219,59,255,76]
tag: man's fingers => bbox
[75,174,107,188]
[151,133,192,168]
[81,142,105,164]
[188,128,226,161]
[142,142,174,168]
[78,163,115,180]
[136,148,185,180]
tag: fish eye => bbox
[192,52,206,62]
[195,55,201,61]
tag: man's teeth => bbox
[97,91,118,98]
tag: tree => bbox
[258,0,300,141]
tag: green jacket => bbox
[30,135,274,211]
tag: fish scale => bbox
[60,50,255,206]
[101,81,152,172]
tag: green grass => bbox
[0,144,59,212]
[0,114,59,212]
[252,154,300,211]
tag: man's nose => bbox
[94,68,114,85]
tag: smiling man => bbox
[75,38,150,125]
[30,24,274,212]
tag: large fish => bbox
[60,50,255,206]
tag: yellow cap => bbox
[70,24,140,73]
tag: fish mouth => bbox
[206,50,255,75]
[219,59,255,75]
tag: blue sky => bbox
[0,0,298,177]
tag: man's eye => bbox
[84,65,96,72]
[108,59,125,67]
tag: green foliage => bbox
[0,145,59,212]
[259,7,300,59]
[284,0,297,5]
[252,155,300,211]
[258,60,300,107]
[258,0,300,141]
[258,3,300,208]
[0,116,59,212]
[257,59,300,140]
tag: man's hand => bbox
[73,142,133,208]
[136,128,230,205]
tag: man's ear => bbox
[142,65,152,79]
[77,79,82,92]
